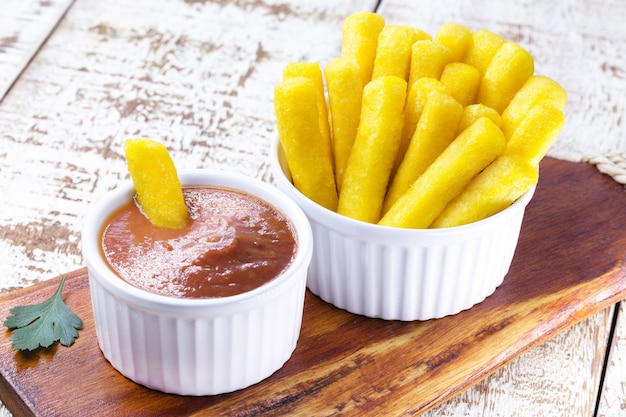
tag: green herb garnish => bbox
[4,276,83,351]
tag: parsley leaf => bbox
[4,276,83,351]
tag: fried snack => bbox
[372,25,425,81]
[283,62,332,155]
[464,29,505,75]
[408,40,451,89]
[124,138,188,229]
[413,28,432,42]
[274,77,338,211]
[477,41,534,113]
[502,75,568,138]
[478,42,535,114]
[433,22,472,62]
[431,155,538,228]
[440,62,481,106]
[384,89,463,213]
[324,57,363,189]
[457,103,503,134]
[338,76,407,223]
[394,78,450,173]
[379,117,506,229]
[341,11,386,86]
[504,102,566,166]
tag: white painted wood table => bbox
[0,0,624,415]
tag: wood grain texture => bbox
[423,307,615,416]
[0,0,74,100]
[0,157,625,417]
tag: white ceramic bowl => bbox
[271,138,535,321]
[82,169,313,395]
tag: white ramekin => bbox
[271,138,535,321]
[82,169,313,395]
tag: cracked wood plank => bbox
[0,0,75,100]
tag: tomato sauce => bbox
[100,187,297,298]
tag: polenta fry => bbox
[457,103,503,134]
[464,29,505,75]
[283,62,332,157]
[379,117,506,229]
[274,77,338,211]
[384,89,463,213]
[338,76,407,223]
[434,22,472,62]
[478,41,535,113]
[324,57,363,189]
[124,138,188,229]
[431,155,538,228]
[394,78,450,174]
[341,11,386,86]
[504,102,566,166]
[372,25,427,81]
[440,62,481,106]
[502,75,568,139]
[408,40,452,90]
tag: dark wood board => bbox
[1,157,625,417]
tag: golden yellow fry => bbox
[274,77,338,211]
[464,29,505,75]
[372,25,419,81]
[408,40,452,90]
[504,103,566,166]
[478,41,535,113]
[431,155,538,228]
[394,78,450,174]
[413,28,432,42]
[341,11,386,86]
[283,62,332,156]
[434,22,472,62]
[440,62,481,106]
[379,117,506,229]
[337,76,407,223]
[124,138,188,229]
[384,90,463,213]
[324,57,363,190]
[457,103,503,134]
[502,75,568,139]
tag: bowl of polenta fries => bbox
[271,12,566,320]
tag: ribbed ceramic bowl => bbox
[271,138,535,321]
[82,169,313,395]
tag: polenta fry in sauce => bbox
[124,138,189,229]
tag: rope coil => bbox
[582,153,626,186]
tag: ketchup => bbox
[100,187,297,298]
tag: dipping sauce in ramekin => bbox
[83,169,312,395]
[100,186,297,298]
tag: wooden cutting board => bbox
[1,157,625,417]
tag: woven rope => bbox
[582,153,626,186]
